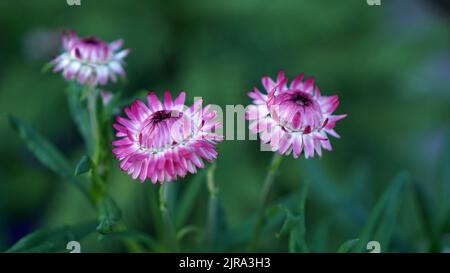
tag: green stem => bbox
[248,153,283,251]
[206,164,218,251]
[86,88,141,252]
[87,88,100,163]
[148,186,164,241]
[207,164,218,197]
[86,87,105,203]
[297,179,310,253]
[159,183,178,252]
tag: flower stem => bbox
[87,88,100,163]
[86,87,106,203]
[86,87,140,252]
[206,164,218,251]
[159,183,178,252]
[248,153,283,251]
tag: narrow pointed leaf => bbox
[176,226,199,242]
[74,155,92,176]
[278,180,310,253]
[413,180,437,241]
[311,219,331,252]
[6,114,73,178]
[337,238,361,253]
[355,172,409,252]
[5,221,96,253]
[100,230,158,250]
[6,114,89,194]
[276,208,300,239]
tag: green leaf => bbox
[41,62,53,74]
[175,169,207,228]
[224,185,306,249]
[413,180,437,241]
[74,155,93,176]
[276,205,309,253]
[434,136,450,250]
[5,114,89,197]
[97,196,123,235]
[176,226,199,242]
[355,172,409,252]
[5,221,96,253]
[311,219,331,252]
[337,238,361,253]
[276,180,310,253]
[100,230,158,250]
[6,114,73,178]
[276,208,300,238]
[302,160,367,230]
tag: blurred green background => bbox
[0,0,449,252]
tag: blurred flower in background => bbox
[50,31,130,86]
[100,90,114,106]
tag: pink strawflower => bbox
[112,91,223,183]
[246,71,347,158]
[50,31,129,86]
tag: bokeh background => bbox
[0,0,449,252]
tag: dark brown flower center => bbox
[82,37,101,45]
[138,110,184,150]
[272,90,323,133]
[292,93,312,107]
[150,110,181,123]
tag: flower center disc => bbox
[81,37,101,45]
[138,110,184,151]
[293,93,312,106]
[275,90,323,132]
[72,37,111,63]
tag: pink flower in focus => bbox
[50,31,129,86]
[112,91,223,183]
[246,71,347,158]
